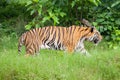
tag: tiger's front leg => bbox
[75,43,91,56]
[80,48,91,57]
[76,48,91,56]
[66,42,76,54]
[66,46,74,54]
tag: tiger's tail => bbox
[18,33,25,55]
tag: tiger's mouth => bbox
[94,39,98,44]
[93,38,100,45]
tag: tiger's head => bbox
[85,27,102,45]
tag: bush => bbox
[0,0,120,48]
[89,0,120,48]
[25,0,100,29]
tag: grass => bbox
[0,36,120,80]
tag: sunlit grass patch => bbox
[0,36,120,80]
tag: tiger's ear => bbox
[91,27,94,32]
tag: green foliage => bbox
[0,16,27,37]
[89,0,120,48]
[25,0,100,29]
[108,29,120,49]
[25,0,66,29]
[3,0,29,4]
[0,0,30,36]
[0,0,120,48]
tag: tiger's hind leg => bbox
[25,47,35,57]
[34,43,40,56]
[34,48,40,56]
[25,43,39,57]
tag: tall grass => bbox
[0,36,120,80]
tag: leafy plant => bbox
[25,0,66,29]
[90,0,120,48]
[0,0,120,49]
[25,0,101,29]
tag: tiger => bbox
[18,25,102,57]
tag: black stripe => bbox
[66,27,68,33]
[40,27,46,38]
[78,26,81,31]
[72,26,76,35]
[51,26,54,34]
[42,27,50,44]
[57,27,60,47]
[70,26,72,34]
[71,26,76,42]
[44,27,49,34]
[47,31,56,46]
[62,27,64,36]
[82,29,91,40]
[58,43,61,50]
[42,37,46,45]
[79,27,85,32]
[38,28,41,36]
[68,26,72,38]
[44,28,50,44]
[85,27,89,31]
[23,32,27,42]
[32,29,36,35]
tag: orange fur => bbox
[18,25,102,56]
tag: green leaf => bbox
[42,16,50,23]
[92,22,98,26]
[77,7,81,10]
[30,10,35,15]
[99,13,107,18]
[105,36,110,40]
[35,23,40,28]
[116,37,120,41]
[115,19,120,25]
[99,26,104,32]
[71,1,76,8]
[115,30,120,35]
[33,0,39,3]
[60,12,66,17]
[52,16,59,25]
[25,24,32,30]
[38,8,42,16]
[111,1,120,8]
[48,11,54,17]
[110,18,114,21]
[104,27,108,31]
[89,0,101,6]
[108,26,112,30]
[25,1,33,6]
[96,19,105,23]
[27,6,33,11]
